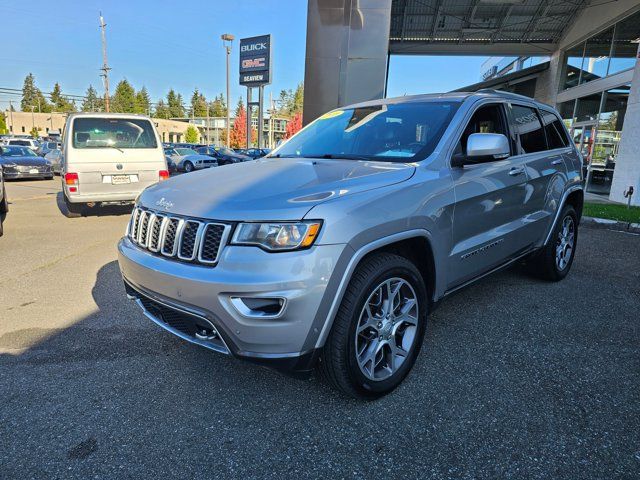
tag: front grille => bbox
[128,207,229,266]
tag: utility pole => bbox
[206,103,210,146]
[99,13,111,112]
[221,33,234,148]
[8,100,13,133]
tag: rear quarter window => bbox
[511,104,547,154]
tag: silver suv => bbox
[118,91,583,399]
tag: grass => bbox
[583,202,640,223]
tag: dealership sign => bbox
[239,34,271,86]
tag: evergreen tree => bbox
[166,89,184,117]
[134,86,151,114]
[190,88,207,117]
[21,73,51,112]
[50,82,75,112]
[154,99,170,119]
[209,94,227,117]
[291,82,304,114]
[81,85,102,112]
[111,79,136,113]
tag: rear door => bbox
[69,117,164,196]
[448,101,532,288]
[507,103,569,245]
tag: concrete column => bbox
[302,0,392,125]
[533,50,564,106]
[609,46,640,206]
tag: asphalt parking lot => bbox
[1,178,639,479]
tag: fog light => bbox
[230,297,285,318]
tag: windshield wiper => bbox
[104,144,124,153]
[316,153,370,161]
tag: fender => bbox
[543,185,583,246]
[314,229,435,349]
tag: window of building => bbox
[21,126,25,133]
[609,11,640,75]
[510,104,546,154]
[563,42,585,89]
[581,27,614,84]
[557,100,576,128]
[575,93,602,123]
[541,110,569,149]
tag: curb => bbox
[582,216,640,234]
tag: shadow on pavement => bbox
[55,191,133,218]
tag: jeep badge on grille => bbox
[155,197,174,210]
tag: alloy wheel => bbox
[354,277,419,381]
[556,215,575,270]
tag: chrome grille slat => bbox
[128,207,227,266]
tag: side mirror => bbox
[466,133,510,163]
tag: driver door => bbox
[448,102,531,289]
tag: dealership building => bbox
[304,0,640,205]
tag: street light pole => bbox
[221,33,234,148]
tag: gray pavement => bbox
[1,179,639,479]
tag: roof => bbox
[389,0,588,55]
[453,61,550,92]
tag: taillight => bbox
[65,172,78,185]
[159,170,170,181]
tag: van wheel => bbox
[527,205,578,281]
[318,253,427,399]
[64,196,84,218]
[183,161,194,173]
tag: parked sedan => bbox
[242,148,272,159]
[163,147,217,173]
[196,146,251,165]
[0,146,53,180]
[44,148,63,175]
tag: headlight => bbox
[231,221,322,251]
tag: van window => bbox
[72,118,157,149]
[540,110,569,149]
[511,105,546,154]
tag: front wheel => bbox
[318,253,427,399]
[183,161,194,173]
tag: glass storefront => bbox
[562,10,640,87]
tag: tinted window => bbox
[458,103,509,154]
[540,110,569,149]
[9,140,30,146]
[272,101,460,162]
[511,105,546,154]
[72,118,157,149]
[1,146,36,157]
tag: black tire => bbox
[183,161,194,173]
[527,205,578,281]
[45,175,54,180]
[318,253,428,399]
[0,187,8,222]
[64,195,84,218]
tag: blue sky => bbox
[0,0,487,110]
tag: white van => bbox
[61,113,169,217]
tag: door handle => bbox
[551,158,563,165]
[509,167,525,176]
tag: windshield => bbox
[1,146,37,157]
[271,101,459,162]
[175,148,197,156]
[72,117,158,149]
[9,140,32,146]
[215,147,235,156]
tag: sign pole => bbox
[258,85,264,149]
[246,87,252,149]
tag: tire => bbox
[183,161,194,173]
[0,188,8,222]
[318,253,428,399]
[527,205,578,281]
[64,195,84,218]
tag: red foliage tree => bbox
[229,105,256,148]
[284,112,303,139]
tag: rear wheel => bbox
[64,195,85,218]
[527,205,578,281]
[0,188,7,237]
[319,253,427,399]
[183,161,194,173]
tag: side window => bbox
[458,103,509,155]
[540,110,569,149]
[510,104,546,154]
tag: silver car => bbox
[164,147,218,173]
[118,90,583,399]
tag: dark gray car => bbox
[118,90,583,399]
[0,146,53,180]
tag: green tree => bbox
[50,82,75,112]
[153,99,170,119]
[190,88,207,117]
[21,73,51,113]
[184,125,199,143]
[30,126,39,138]
[166,89,184,117]
[111,79,136,113]
[291,82,304,114]
[82,85,103,112]
[134,86,151,114]
[0,112,7,134]
[209,94,227,117]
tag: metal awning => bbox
[390,0,588,55]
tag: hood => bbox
[139,157,415,221]
[0,156,49,166]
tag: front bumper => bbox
[3,169,52,179]
[117,236,347,374]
